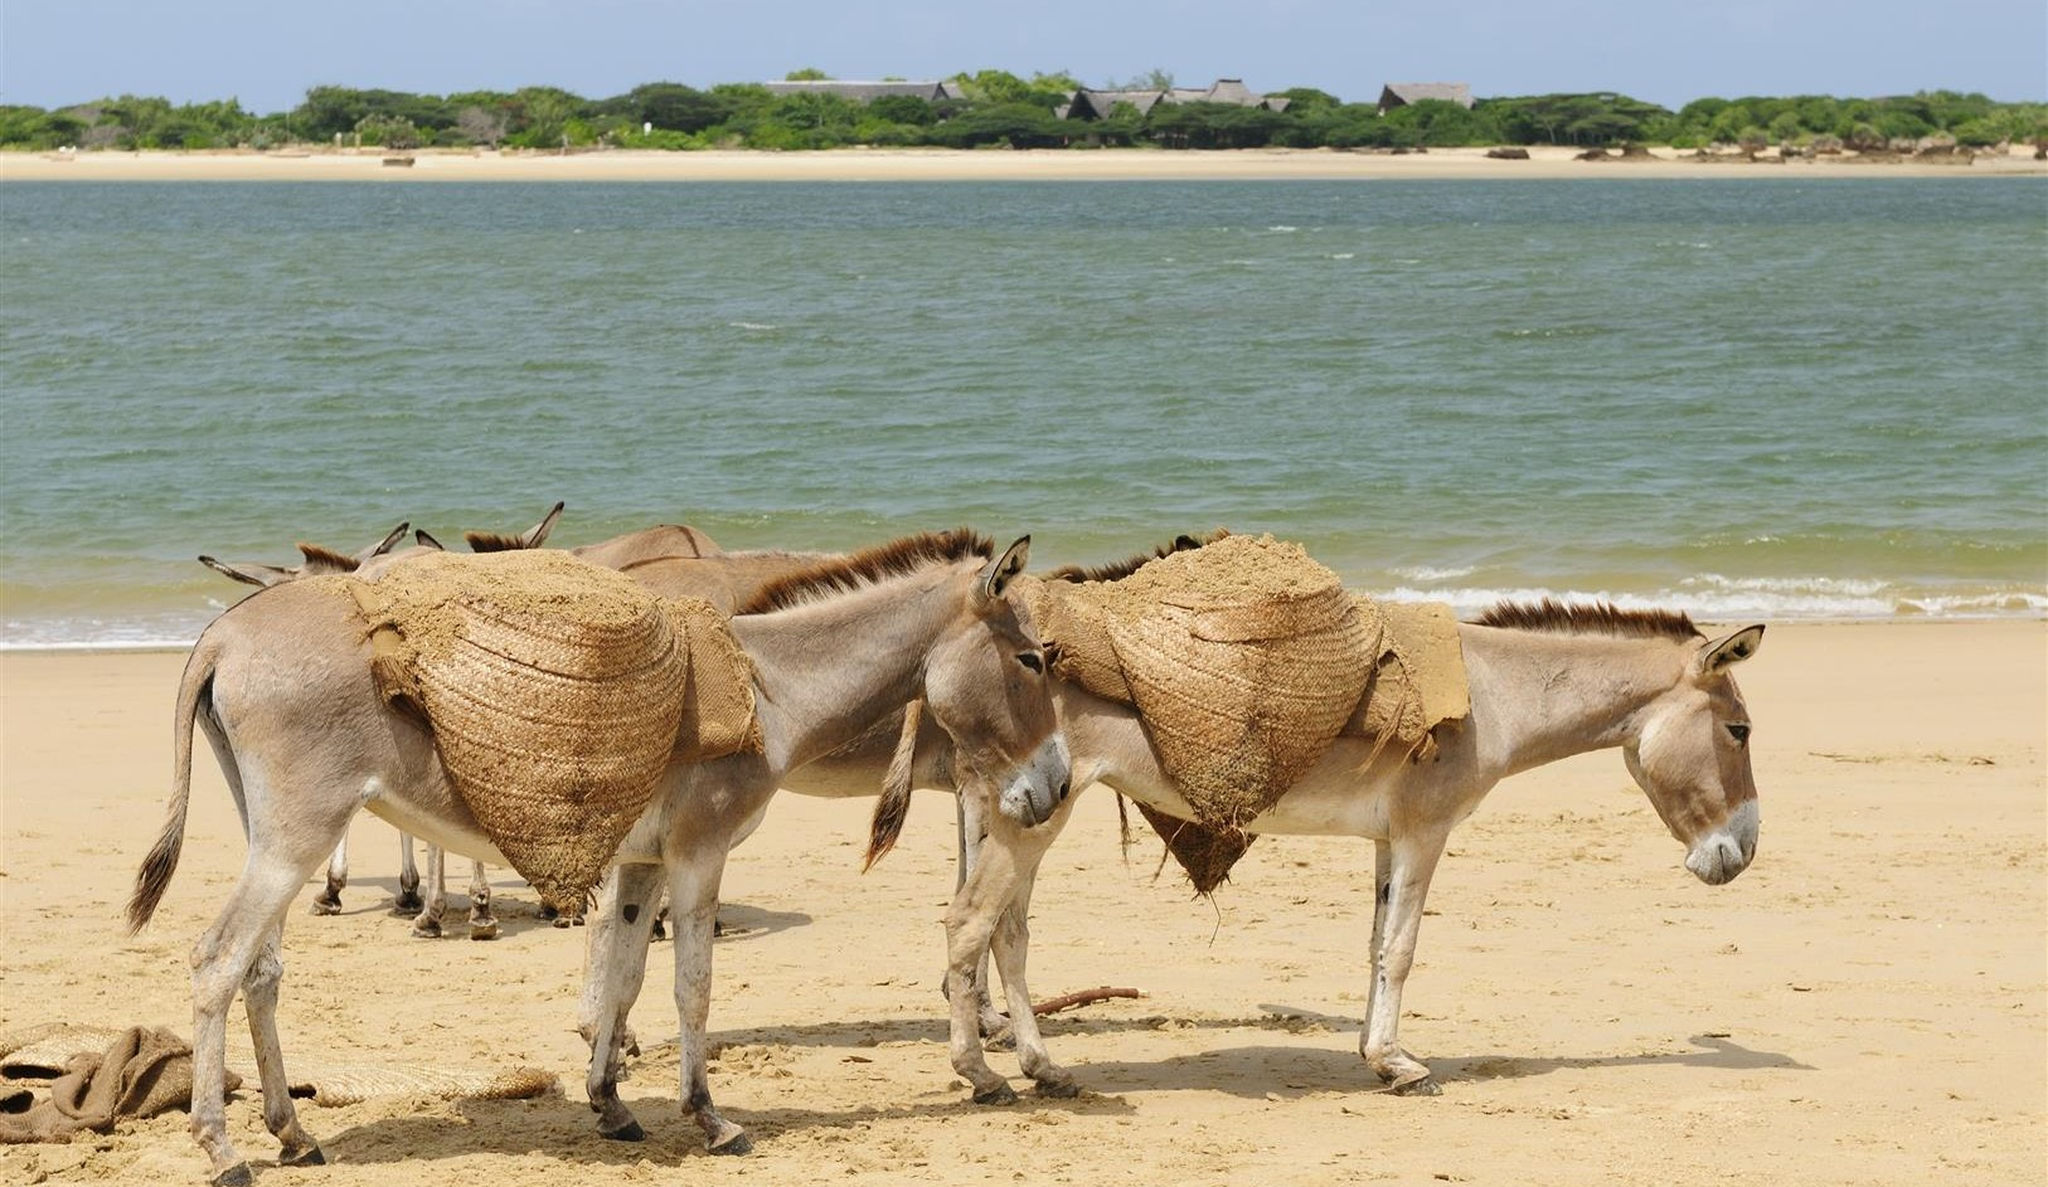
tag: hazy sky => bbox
[5,0,2044,113]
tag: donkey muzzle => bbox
[995,736,1072,828]
[1685,799,1759,886]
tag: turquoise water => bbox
[2,178,2043,645]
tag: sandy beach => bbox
[1,618,2042,1185]
[4,145,2044,183]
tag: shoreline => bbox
[4,610,2040,656]
[6,144,2045,182]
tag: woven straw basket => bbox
[410,593,690,912]
[1108,582,1375,828]
[340,549,765,913]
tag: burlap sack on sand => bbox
[1046,535,1377,831]
[0,1026,237,1144]
[338,549,759,913]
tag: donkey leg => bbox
[242,927,324,1167]
[956,791,1005,1038]
[667,849,750,1154]
[190,848,332,1185]
[311,836,345,916]
[1363,839,1392,1037]
[1360,832,1449,1095]
[583,862,664,1141]
[990,859,1080,1097]
[393,832,423,914]
[467,860,498,940]
[411,844,446,938]
[944,793,1070,1105]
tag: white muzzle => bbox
[995,736,1072,827]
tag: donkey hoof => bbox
[600,1119,644,1142]
[211,1162,255,1187]
[309,897,341,917]
[1034,1076,1082,1099]
[971,1081,1018,1106]
[393,891,424,914]
[469,922,499,941]
[1390,1073,1441,1097]
[708,1131,753,1156]
[279,1143,326,1167]
[411,919,442,939]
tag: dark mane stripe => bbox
[294,542,360,572]
[1474,598,1701,641]
[1045,528,1231,584]
[738,529,995,615]
[462,530,530,553]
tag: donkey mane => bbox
[1474,598,1701,641]
[738,529,995,615]
[1045,529,1231,584]
[462,530,529,553]
[295,542,359,572]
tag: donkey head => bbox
[198,522,409,587]
[1623,625,1765,886]
[920,537,1071,828]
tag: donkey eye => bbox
[1017,651,1044,674]
[1726,723,1751,744]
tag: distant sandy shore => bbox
[2,618,2043,1185]
[5,144,2044,182]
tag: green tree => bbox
[868,94,936,126]
[784,67,830,81]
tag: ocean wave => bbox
[1371,582,2048,622]
[1390,564,1478,582]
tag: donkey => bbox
[128,530,1069,1183]
[865,577,1765,1103]
[198,519,528,937]
[196,523,446,922]
[203,504,700,938]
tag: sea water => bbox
[2,177,2042,646]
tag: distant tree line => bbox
[2,74,2042,153]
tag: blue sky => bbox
[5,0,2043,113]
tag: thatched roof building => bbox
[1377,82,1474,114]
[1059,78,1289,121]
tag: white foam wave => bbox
[1371,581,2047,622]
[727,321,779,331]
[1390,564,1477,582]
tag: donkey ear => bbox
[414,529,446,551]
[520,502,565,549]
[199,556,293,587]
[980,536,1031,600]
[358,522,410,562]
[1697,624,1765,676]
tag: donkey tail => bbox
[127,636,218,933]
[863,701,923,872]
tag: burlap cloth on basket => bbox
[333,549,760,913]
[1035,535,1470,893]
